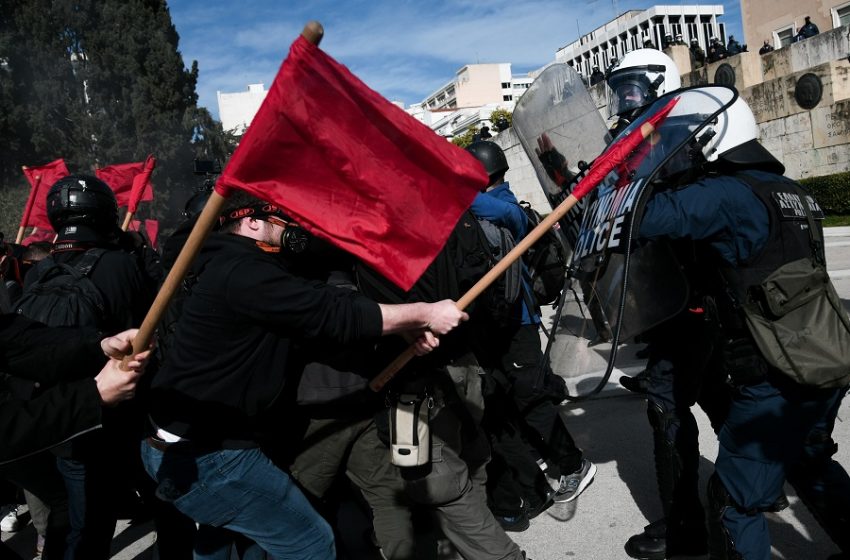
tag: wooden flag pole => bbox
[121,211,134,232]
[16,168,39,244]
[124,21,325,363]
[368,193,582,392]
[368,100,680,392]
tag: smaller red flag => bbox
[21,159,70,230]
[129,219,159,250]
[21,228,56,246]
[95,156,155,209]
[129,156,156,213]
[573,96,679,200]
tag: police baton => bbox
[121,21,325,367]
[369,96,680,392]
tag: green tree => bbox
[0,0,233,236]
[451,127,479,148]
[490,108,512,130]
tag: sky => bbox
[169,0,744,120]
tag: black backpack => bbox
[519,201,569,306]
[15,249,107,328]
[475,216,523,324]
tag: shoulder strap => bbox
[74,248,107,277]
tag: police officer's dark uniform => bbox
[639,131,850,558]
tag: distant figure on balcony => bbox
[796,16,820,41]
[759,40,775,55]
[663,33,674,49]
[674,34,686,46]
[707,36,728,63]
[589,65,606,86]
[690,39,706,68]
[726,35,742,55]
[643,37,656,49]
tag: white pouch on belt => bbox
[390,393,431,467]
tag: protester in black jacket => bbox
[0,315,148,560]
[142,192,467,559]
[0,315,148,465]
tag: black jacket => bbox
[0,315,105,464]
[148,233,383,446]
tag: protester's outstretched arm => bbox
[378,300,468,336]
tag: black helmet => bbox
[466,140,509,181]
[47,175,119,233]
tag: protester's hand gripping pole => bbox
[369,100,679,392]
[121,21,325,367]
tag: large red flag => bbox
[21,159,70,230]
[95,156,155,209]
[216,35,487,291]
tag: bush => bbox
[799,171,850,214]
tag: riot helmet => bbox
[47,174,119,234]
[466,140,509,185]
[650,91,784,180]
[606,49,682,119]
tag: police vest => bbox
[719,172,824,305]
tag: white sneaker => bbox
[1,506,21,532]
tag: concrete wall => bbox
[486,25,850,208]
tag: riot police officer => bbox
[638,95,850,560]
[606,54,735,560]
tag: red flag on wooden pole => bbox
[216,35,487,291]
[95,156,155,208]
[18,159,70,243]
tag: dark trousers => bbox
[0,453,69,560]
[715,378,846,559]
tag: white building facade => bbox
[408,63,533,139]
[556,5,727,77]
[217,83,268,134]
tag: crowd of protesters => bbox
[0,160,598,559]
[1,31,849,559]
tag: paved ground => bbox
[4,228,850,559]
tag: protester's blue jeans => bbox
[141,441,334,560]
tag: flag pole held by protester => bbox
[368,96,681,391]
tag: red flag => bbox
[216,35,487,291]
[21,228,56,246]
[129,219,159,250]
[95,157,155,209]
[573,96,680,200]
[21,159,70,230]
[129,155,156,213]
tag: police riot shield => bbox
[512,63,611,255]
[572,85,738,341]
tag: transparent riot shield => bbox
[520,84,738,393]
[513,63,611,255]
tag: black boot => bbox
[624,518,667,560]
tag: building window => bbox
[833,2,850,27]
[501,82,511,88]
[775,25,796,47]
[503,95,512,101]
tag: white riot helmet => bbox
[655,89,784,179]
[606,49,682,118]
